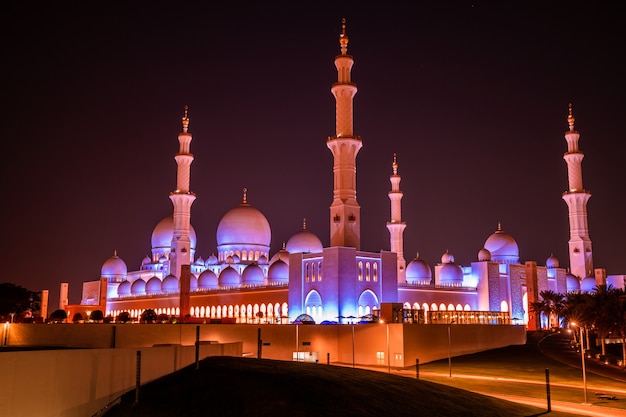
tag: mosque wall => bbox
[0,343,241,417]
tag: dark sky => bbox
[3,1,625,307]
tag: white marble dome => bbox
[216,200,271,249]
[219,266,241,287]
[268,259,289,284]
[439,263,463,286]
[101,252,128,280]
[405,253,432,284]
[198,269,218,290]
[581,276,596,292]
[242,263,265,285]
[189,274,198,291]
[483,224,519,263]
[546,254,559,268]
[117,280,131,297]
[151,215,197,254]
[566,273,580,292]
[146,276,162,294]
[130,279,146,295]
[162,274,179,292]
[441,251,454,264]
[286,220,323,254]
[478,248,491,262]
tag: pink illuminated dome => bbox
[130,279,146,295]
[406,253,432,284]
[198,269,218,290]
[151,215,197,255]
[219,266,241,287]
[286,219,323,254]
[483,223,519,264]
[117,280,131,297]
[477,248,491,262]
[216,190,271,263]
[566,272,580,292]
[546,254,559,268]
[242,263,265,286]
[581,276,596,292]
[101,251,127,281]
[146,276,162,294]
[162,274,179,292]
[268,259,289,284]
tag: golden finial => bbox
[302,218,307,230]
[497,222,502,231]
[567,103,575,131]
[339,18,349,54]
[182,105,190,133]
[392,153,398,175]
[242,187,248,204]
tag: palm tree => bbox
[589,285,613,356]
[563,291,593,346]
[529,299,549,330]
[600,288,626,365]
[540,290,565,328]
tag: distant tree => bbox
[157,313,169,323]
[0,283,41,317]
[117,311,131,323]
[140,309,157,323]
[72,312,84,323]
[90,310,104,322]
[49,309,67,323]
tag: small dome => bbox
[268,259,289,284]
[151,215,197,253]
[286,219,323,254]
[439,263,464,286]
[484,224,519,263]
[258,254,268,265]
[206,254,218,265]
[219,266,241,287]
[198,269,218,289]
[189,274,198,291]
[441,251,454,264]
[117,280,131,297]
[406,253,432,284]
[162,274,179,292]
[159,255,168,263]
[101,252,128,279]
[546,254,559,268]
[141,256,152,266]
[232,254,241,264]
[242,263,265,285]
[131,279,146,295]
[566,273,580,292]
[195,257,205,266]
[269,244,290,265]
[146,276,162,294]
[478,248,491,262]
[581,276,596,292]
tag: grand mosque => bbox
[64,21,624,329]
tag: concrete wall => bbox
[0,342,242,417]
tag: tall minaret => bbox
[169,106,196,279]
[386,154,407,282]
[562,103,593,279]
[327,18,362,249]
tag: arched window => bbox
[439,303,447,311]
[312,263,316,282]
[228,305,234,318]
[448,303,455,311]
[358,261,363,281]
[200,306,205,317]
[500,300,509,312]
[464,304,471,311]
[306,264,310,282]
[366,262,371,281]
[318,262,322,281]
[373,263,378,282]
[431,303,438,311]
[456,304,463,311]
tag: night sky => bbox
[3,2,625,307]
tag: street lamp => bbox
[448,319,456,378]
[571,322,588,404]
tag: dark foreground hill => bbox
[107,356,568,417]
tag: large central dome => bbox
[483,223,519,264]
[216,203,271,247]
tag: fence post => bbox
[416,358,419,380]
[545,368,551,412]
[134,350,141,405]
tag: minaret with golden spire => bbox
[169,105,196,279]
[386,153,407,282]
[327,18,362,249]
[562,103,593,280]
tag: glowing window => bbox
[373,263,378,282]
[318,262,322,281]
[358,261,363,281]
[464,304,471,311]
[366,262,371,282]
[312,263,316,282]
[430,303,437,311]
[376,352,385,365]
[440,303,447,311]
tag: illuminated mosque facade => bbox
[67,22,624,328]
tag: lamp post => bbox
[447,319,455,378]
[572,323,588,404]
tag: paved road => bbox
[539,332,626,383]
